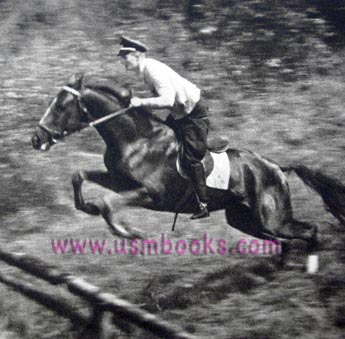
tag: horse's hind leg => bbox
[224,203,292,271]
[258,189,318,250]
[257,189,318,266]
[279,219,318,254]
[229,176,316,264]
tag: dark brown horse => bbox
[32,75,345,261]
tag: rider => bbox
[118,35,210,220]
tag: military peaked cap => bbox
[118,36,148,56]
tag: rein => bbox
[87,107,131,128]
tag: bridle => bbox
[38,86,130,142]
[38,86,90,141]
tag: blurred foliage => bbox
[2,0,345,87]
[1,1,345,338]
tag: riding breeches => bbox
[166,98,210,203]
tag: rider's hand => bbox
[130,97,143,108]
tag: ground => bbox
[0,0,345,338]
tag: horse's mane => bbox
[85,77,171,128]
[80,76,172,140]
[85,77,132,107]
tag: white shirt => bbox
[139,58,201,120]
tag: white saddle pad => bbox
[177,151,230,190]
[205,152,230,190]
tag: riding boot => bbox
[189,163,210,220]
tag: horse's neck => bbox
[83,88,177,159]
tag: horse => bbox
[32,74,345,264]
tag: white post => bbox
[306,254,319,274]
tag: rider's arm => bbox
[138,64,175,109]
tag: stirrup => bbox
[190,202,209,220]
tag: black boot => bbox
[191,201,209,220]
[189,163,210,220]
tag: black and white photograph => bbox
[1,0,345,338]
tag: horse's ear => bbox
[67,74,85,90]
[77,74,85,90]
[68,74,77,85]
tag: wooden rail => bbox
[0,248,195,339]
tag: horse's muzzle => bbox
[31,128,54,151]
[31,134,41,150]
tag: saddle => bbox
[177,135,231,190]
[207,135,230,154]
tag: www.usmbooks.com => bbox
[52,233,281,256]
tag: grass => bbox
[0,0,345,338]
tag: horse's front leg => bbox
[101,188,153,240]
[72,170,113,216]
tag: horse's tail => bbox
[281,164,345,224]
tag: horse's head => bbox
[32,74,168,154]
[32,74,89,151]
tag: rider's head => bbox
[119,50,145,71]
[118,36,147,72]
